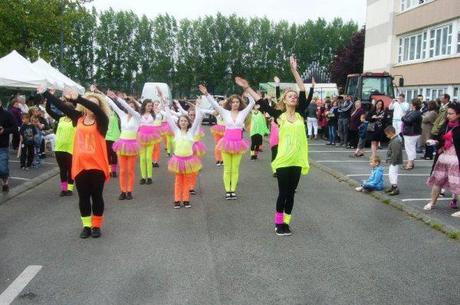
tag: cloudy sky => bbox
[86,0,367,26]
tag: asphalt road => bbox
[1,129,459,305]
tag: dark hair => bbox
[384,125,396,134]
[22,113,30,119]
[141,99,153,114]
[411,98,422,110]
[447,102,460,115]
[399,93,405,98]
[427,100,438,112]
[374,99,384,111]
[337,96,344,100]
[444,94,450,101]
[224,95,247,111]
[176,114,192,130]
[127,97,140,113]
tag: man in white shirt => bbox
[389,93,409,135]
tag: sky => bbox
[86,0,367,26]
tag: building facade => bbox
[364,0,460,101]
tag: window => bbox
[400,0,429,12]
[429,24,452,58]
[457,32,460,53]
[361,77,394,101]
[398,32,426,63]
[454,87,459,101]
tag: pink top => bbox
[269,121,279,148]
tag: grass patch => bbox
[431,223,443,232]
[448,231,460,240]
[382,199,390,205]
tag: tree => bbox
[329,28,365,89]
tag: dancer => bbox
[138,99,161,185]
[159,94,205,208]
[45,94,76,196]
[41,87,110,239]
[105,105,120,178]
[210,101,226,166]
[151,101,164,168]
[250,104,269,160]
[199,78,256,200]
[247,56,314,236]
[106,90,141,200]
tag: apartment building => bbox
[363,0,460,101]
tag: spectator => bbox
[431,94,451,137]
[367,99,386,158]
[9,97,23,150]
[384,126,403,196]
[0,99,18,192]
[425,102,460,216]
[355,155,384,193]
[401,99,422,170]
[351,113,368,157]
[348,100,365,149]
[19,114,36,170]
[421,100,438,160]
[325,100,338,145]
[337,96,352,147]
[306,97,318,140]
[317,101,327,140]
[389,93,409,135]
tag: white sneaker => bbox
[423,202,434,210]
[355,186,363,192]
[452,211,460,217]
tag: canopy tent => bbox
[0,50,57,90]
[32,58,85,94]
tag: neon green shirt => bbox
[105,111,120,141]
[250,111,269,137]
[271,112,309,174]
[54,117,76,154]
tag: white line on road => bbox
[316,160,371,163]
[401,198,451,202]
[9,177,32,181]
[346,174,429,177]
[0,265,42,305]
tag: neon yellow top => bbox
[119,130,137,140]
[271,112,309,174]
[250,111,269,136]
[55,117,76,154]
[173,134,194,157]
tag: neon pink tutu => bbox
[192,141,207,157]
[211,124,225,137]
[161,122,174,137]
[113,138,139,156]
[216,128,249,154]
[168,155,202,174]
[269,122,279,148]
[138,125,161,146]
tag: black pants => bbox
[424,144,435,159]
[250,134,263,152]
[20,143,34,167]
[276,166,302,214]
[75,170,105,217]
[349,129,359,148]
[55,151,73,184]
[106,140,117,165]
[12,133,20,150]
[271,145,278,162]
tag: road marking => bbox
[348,173,428,177]
[0,265,42,305]
[310,150,372,153]
[316,160,371,163]
[401,198,451,202]
[9,160,55,165]
[9,177,32,181]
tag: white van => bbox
[140,82,172,103]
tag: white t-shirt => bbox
[390,101,409,121]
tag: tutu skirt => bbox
[168,155,202,174]
[216,128,249,154]
[427,146,460,194]
[138,125,161,146]
[113,138,139,156]
[161,122,174,137]
[192,141,207,157]
[211,124,225,137]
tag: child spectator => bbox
[384,126,403,195]
[31,116,44,167]
[19,114,36,169]
[355,155,384,193]
[351,113,368,157]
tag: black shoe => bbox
[80,227,91,239]
[231,192,237,200]
[65,190,73,196]
[183,201,191,208]
[174,201,181,209]
[389,188,400,196]
[326,143,332,145]
[111,172,117,178]
[189,189,196,195]
[225,192,232,200]
[283,224,292,236]
[126,192,133,200]
[60,190,67,197]
[275,224,285,236]
[91,227,101,238]
[272,172,277,178]
[153,162,159,168]
[2,184,9,192]
[250,155,256,160]
[219,161,224,166]
[146,178,152,185]
[118,192,127,200]
[140,178,146,185]
[384,186,394,193]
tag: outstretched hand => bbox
[312,77,316,88]
[289,55,297,71]
[63,87,78,100]
[274,76,280,84]
[198,84,208,95]
[156,86,164,99]
[106,89,117,100]
[235,76,249,89]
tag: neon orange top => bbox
[71,117,110,180]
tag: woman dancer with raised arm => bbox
[41,87,110,239]
[247,56,314,236]
[105,90,141,200]
[199,78,255,200]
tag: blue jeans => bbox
[328,125,337,144]
[0,147,9,179]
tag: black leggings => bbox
[271,145,278,162]
[250,134,263,152]
[20,143,34,167]
[55,151,73,184]
[276,166,302,214]
[106,140,117,165]
[75,170,105,217]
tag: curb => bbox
[0,167,60,205]
[310,159,460,241]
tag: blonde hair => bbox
[277,89,298,112]
[370,155,381,164]
[76,92,111,119]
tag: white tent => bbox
[0,50,57,90]
[32,58,85,94]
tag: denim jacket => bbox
[362,165,384,190]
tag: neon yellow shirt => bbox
[271,112,309,174]
[55,117,76,154]
[173,134,194,157]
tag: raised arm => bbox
[45,96,64,122]
[198,84,225,115]
[161,107,180,134]
[174,100,188,115]
[42,90,81,124]
[239,95,256,121]
[274,76,281,101]
[190,109,204,137]
[290,56,305,92]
